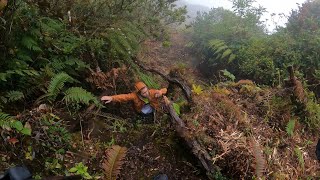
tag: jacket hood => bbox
[134,81,147,92]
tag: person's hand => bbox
[154,90,162,98]
[101,96,113,103]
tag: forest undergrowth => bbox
[1,0,320,179]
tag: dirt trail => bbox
[101,31,209,179]
[118,31,209,179]
[138,31,205,85]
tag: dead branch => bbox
[163,96,215,178]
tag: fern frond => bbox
[206,39,235,65]
[65,57,89,70]
[21,36,42,52]
[139,73,160,89]
[208,39,224,48]
[221,49,232,59]
[251,138,265,178]
[6,91,24,102]
[213,45,228,55]
[0,112,20,131]
[51,59,66,71]
[0,96,7,104]
[63,87,101,107]
[39,17,64,35]
[0,112,14,127]
[228,54,236,63]
[103,145,127,180]
[221,69,235,82]
[47,72,74,100]
[294,147,305,171]
[286,119,295,136]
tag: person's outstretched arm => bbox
[153,88,167,98]
[101,93,135,104]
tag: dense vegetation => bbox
[0,0,187,178]
[188,0,320,130]
[1,0,320,179]
[190,0,320,88]
[0,0,186,120]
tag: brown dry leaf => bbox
[103,145,127,180]
[24,122,32,131]
[0,0,8,12]
[8,137,19,145]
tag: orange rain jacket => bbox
[111,82,167,113]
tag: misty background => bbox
[176,0,306,32]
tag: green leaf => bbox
[173,103,181,115]
[84,172,92,179]
[286,119,295,136]
[221,69,235,82]
[21,128,32,135]
[14,121,23,131]
[55,163,62,169]
[69,167,78,173]
[192,84,203,95]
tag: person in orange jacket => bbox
[101,81,167,115]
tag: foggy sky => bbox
[185,0,307,31]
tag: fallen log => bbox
[163,96,215,178]
[133,57,192,102]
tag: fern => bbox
[21,36,42,52]
[6,91,24,102]
[47,72,74,100]
[221,49,232,59]
[0,96,7,109]
[221,69,236,82]
[251,138,265,178]
[103,145,127,180]
[63,87,101,107]
[0,73,7,81]
[39,17,64,35]
[294,147,305,171]
[139,72,160,89]
[53,34,84,54]
[65,57,89,70]
[0,112,15,128]
[51,59,66,72]
[228,54,236,63]
[286,119,295,137]
[207,39,235,64]
[0,69,39,82]
[214,45,228,55]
